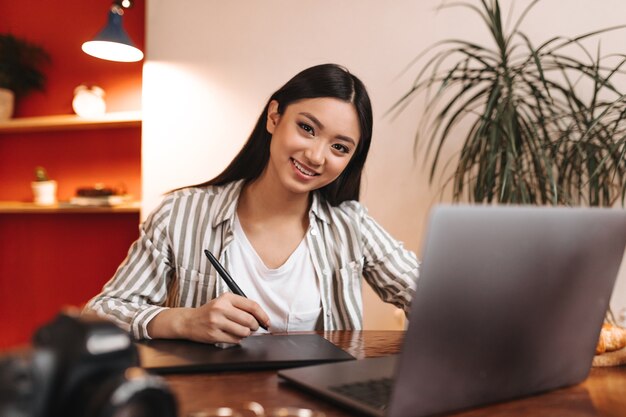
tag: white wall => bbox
[144,0,626,329]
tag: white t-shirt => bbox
[228,215,322,333]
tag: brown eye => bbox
[298,122,315,135]
[332,143,350,154]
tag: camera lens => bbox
[78,367,177,417]
[109,389,176,417]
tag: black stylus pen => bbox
[204,249,269,331]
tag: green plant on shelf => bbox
[34,166,50,182]
[0,33,51,99]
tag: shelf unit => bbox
[0,111,142,133]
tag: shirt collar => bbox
[212,179,245,227]
[310,191,332,224]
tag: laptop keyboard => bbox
[329,377,393,411]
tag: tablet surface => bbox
[138,333,354,374]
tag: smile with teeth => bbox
[291,158,319,176]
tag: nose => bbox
[304,141,325,166]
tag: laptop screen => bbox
[388,205,626,417]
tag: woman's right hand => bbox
[147,293,270,344]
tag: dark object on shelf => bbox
[76,186,115,197]
[76,182,127,197]
[72,183,130,206]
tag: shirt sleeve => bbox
[83,196,175,340]
[356,204,419,315]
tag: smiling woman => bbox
[83,63,419,345]
[264,97,360,197]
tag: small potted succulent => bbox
[0,33,51,120]
[31,166,57,205]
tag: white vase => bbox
[72,85,106,117]
[31,180,58,205]
[0,88,15,121]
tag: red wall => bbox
[0,1,145,349]
[0,214,140,348]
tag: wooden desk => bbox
[161,331,626,417]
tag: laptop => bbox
[279,205,626,417]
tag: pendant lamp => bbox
[82,1,143,63]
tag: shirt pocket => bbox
[335,260,364,288]
[173,266,214,307]
[334,260,365,325]
[287,307,322,332]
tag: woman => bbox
[85,63,418,344]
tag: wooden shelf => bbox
[0,201,141,214]
[0,111,142,133]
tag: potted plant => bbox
[392,0,626,207]
[31,166,57,205]
[0,33,51,120]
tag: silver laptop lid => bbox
[389,205,626,417]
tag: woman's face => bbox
[264,97,360,196]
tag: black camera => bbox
[0,313,177,417]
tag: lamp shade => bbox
[82,8,143,62]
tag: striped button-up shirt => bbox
[85,180,419,340]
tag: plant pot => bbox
[0,88,15,121]
[31,180,58,205]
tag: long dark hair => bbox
[196,63,373,205]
